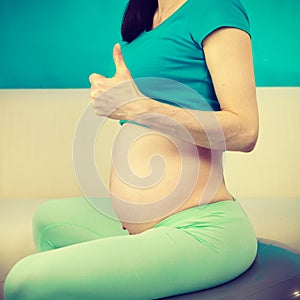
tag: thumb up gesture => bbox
[89,43,147,120]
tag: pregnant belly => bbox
[110,123,228,234]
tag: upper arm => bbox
[203,27,259,137]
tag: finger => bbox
[90,86,106,100]
[90,90,98,100]
[113,43,129,77]
[89,73,105,85]
[89,85,98,100]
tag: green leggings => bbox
[4,197,257,299]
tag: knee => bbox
[32,200,61,251]
[32,200,58,231]
[4,253,60,300]
[4,257,39,300]
[4,264,28,300]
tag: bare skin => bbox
[152,0,189,30]
[109,125,233,234]
[89,0,258,235]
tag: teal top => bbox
[117,0,250,125]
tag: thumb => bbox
[113,43,129,77]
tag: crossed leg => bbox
[4,197,257,299]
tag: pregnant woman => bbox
[4,0,259,299]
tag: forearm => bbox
[132,98,258,152]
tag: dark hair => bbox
[121,0,158,43]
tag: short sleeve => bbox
[188,0,251,47]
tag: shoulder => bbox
[188,0,248,13]
[188,0,249,22]
[187,0,250,46]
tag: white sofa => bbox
[1,88,299,297]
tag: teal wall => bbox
[0,0,299,88]
[245,0,300,87]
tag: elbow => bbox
[240,127,259,152]
[222,109,259,152]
